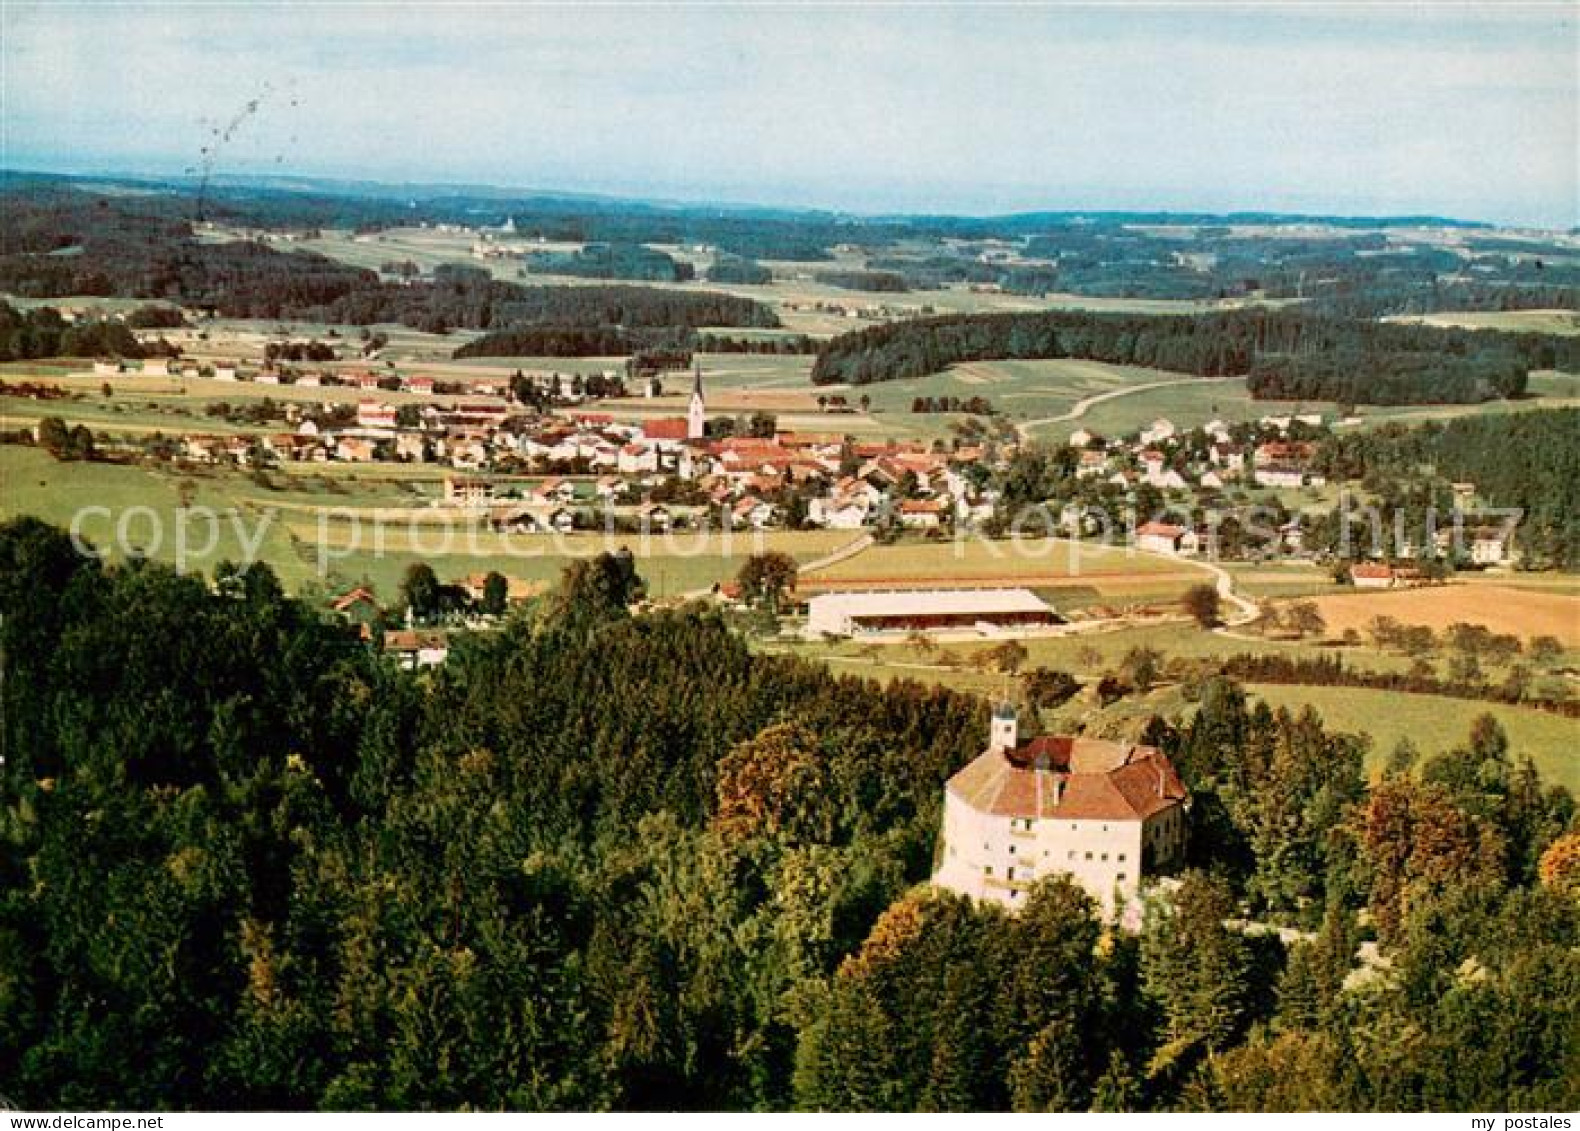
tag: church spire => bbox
[687,364,706,440]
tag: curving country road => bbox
[1128,543,1259,627]
[1015,375,1240,442]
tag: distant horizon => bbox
[5,161,1562,233]
[4,3,1574,229]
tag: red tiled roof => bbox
[643,418,691,441]
[331,586,379,612]
[1136,521,1187,538]
[947,736,1187,822]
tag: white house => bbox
[1253,465,1307,489]
[1144,468,1188,491]
[1136,521,1189,555]
[1139,418,1177,446]
[1469,528,1513,566]
[356,400,399,430]
[1350,562,1396,589]
[617,442,660,475]
[810,496,871,530]
[443,476,494,509]
[898,499,947,529]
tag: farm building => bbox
[1351,562,1397,589]
[384,629,450,669]
[443,476,494,508]
[805,588,1059,637]
[933,706,1190,921]
[1135,521,1189,554]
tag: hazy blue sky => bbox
[4,2,1575,225]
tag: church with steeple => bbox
[687,365,707,440]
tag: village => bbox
[55,341,1518,576]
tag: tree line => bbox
[525,242,696,283]
[0,301,150,362]
[810,307,1578,405]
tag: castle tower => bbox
[687,365,706,440]
[989,702,1019,754]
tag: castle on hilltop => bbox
[932,705,1189,921]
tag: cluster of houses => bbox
[169,371,1011,534]
[82,350,1521,567]
[1070,413,1330,494]
[97,355,611,402]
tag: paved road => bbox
[1016,375,1240,442]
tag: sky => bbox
[3,2,1576,227]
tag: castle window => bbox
[1101,853,1108,862]
[985,866,993,877]
[1067,851,1075,860]
[1117,872,1127,882]
[1117,853,1126,862]
[1085,852,1093,861]
[1008,844,1016,854]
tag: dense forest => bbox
[525,242,696,283]
[811,308,1576,404]
[0,300,149,361]
[1,518,1575,1111]
[813,269,910,293]
[453,325,685,358]
[705,255,774,285]
[1314,408,1580,566]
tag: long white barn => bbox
[805,587,1059,637]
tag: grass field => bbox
[1386,310,1580,336]
[766,620,1578,788]
[0,445,856,599]
[809,536,1199,601]
[1245,683,1579,792]
[1221,562,1349,600]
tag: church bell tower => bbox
[687,365,707,440]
